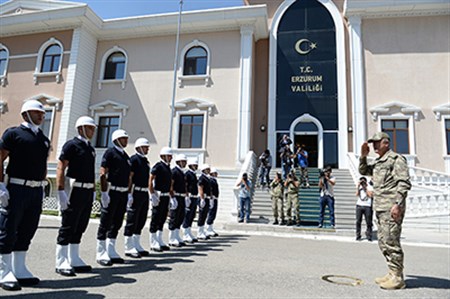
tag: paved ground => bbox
[1,216,449,298]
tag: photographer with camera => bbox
[279,145,294,180]
[284,171,300,226]
[355,177,374,241]
[257,149,272,189]
[318,166,336,228]
[237,173,252,223]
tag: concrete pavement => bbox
[1,216,449,298]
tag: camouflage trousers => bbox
[285,193,299,222]
[376,210,404,274]
[272,196,284,221]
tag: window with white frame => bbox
[41,44,61,73]
[95,115,120,148]
[178,114,204,148]
[381,119,409,154]
[40,108,55,139]
[183,46,207,76]
[34,38,64,83]
[0,46,8,77]
[104,52,126,80]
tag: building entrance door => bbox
[294,133,318,168]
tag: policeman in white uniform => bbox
[124,138,151,258]
[148,147,173,252]
[55,116,97,276]
[96,129,131,266]
[182,157,199,243]
[0,100,50,291]
[206,168,219,237]
[168,154,187,247]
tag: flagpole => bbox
[169,0,183,148]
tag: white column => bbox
[237,25,254,164]
[348,16,367,153]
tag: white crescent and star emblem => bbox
[295,39,317,55]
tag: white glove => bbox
[0,183,10,208]
[185,196,191,207]
[93,191,97,203]
[57,190,69,211]
[151,193,160,207]
[199,198,206,208]
[127,193,134,208]
[101,192,110,209]
[169,197,178,210]
[210,199,215,209]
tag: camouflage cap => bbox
[368,132,390,143]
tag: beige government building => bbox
[0,0,449,186]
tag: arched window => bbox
[41,44,61,73]
[104,52,126,80]
[0,48,8,77]
[183,46,207,76]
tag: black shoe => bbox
[73,265,92,273]
[17,277,40,286]
[192,238,199,243]
[55,268,76,277]
[287,221,293,226]
[138,250,150,257]
[356,236,362,241]
[273,220,279,225]
[318,224,323,228]
[169,242,182,248]
[160,245,170,251]
[110,257,125,264]
[97,259,112,266]
[238,219,244,223]
[0,281,21,291]
[279,221,287,226]
[125,252,141,258]
[150,247,163,252]
[367,238,373,242]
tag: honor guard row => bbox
[0,101,221,291]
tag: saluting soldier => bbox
[55,116,97,277]
[0,100,50,291]
[123,138,151,258]
[168,154,187,247]
[96,129,131,266]
[182,157,199,243]
[197,164,212,240]
[148,147,173,252]
[359,132,411,290]
[206,167,219,237]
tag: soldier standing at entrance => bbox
[284,171,300,226]
[148,147,173,252]
[182,158,199,243]
[270,172,284,225]
[168,154,187,247]
[55,116,97,276]
[123,138,151,258]
[0,100,50,291]
[197,164,211,240]
[359,132,411,290]
[96,129,131,266]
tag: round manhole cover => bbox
[322,275,363,286]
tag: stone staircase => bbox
[249,168,357,231]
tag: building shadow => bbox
[406,275,450,289]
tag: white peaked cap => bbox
[175,154,187,162]
[200,164,210,171]
[210,167,218,174]
[21,100,45,114]
[160,146,173,156]
[135,137,150,148]
[111,129,129,142]
[75,116,96,128]
[187,157,199,165]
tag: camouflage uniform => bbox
[359,149,411,277]
[285,180,300,224]
[270,180,284,223]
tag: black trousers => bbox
[97,190,127,240]
[168,196,186,230]
[124,190,149,236]
[0,184,43,254]
[182,197,198,229]
[197,199,209,227]
[206,199,218,225]
[57,187,93,245]
[356,205,373,238]
[149,196,169,233]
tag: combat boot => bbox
[375,271,393,285]
[379,272,405,290]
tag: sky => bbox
[0,0,246,19]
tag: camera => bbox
[319,169,325,177]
